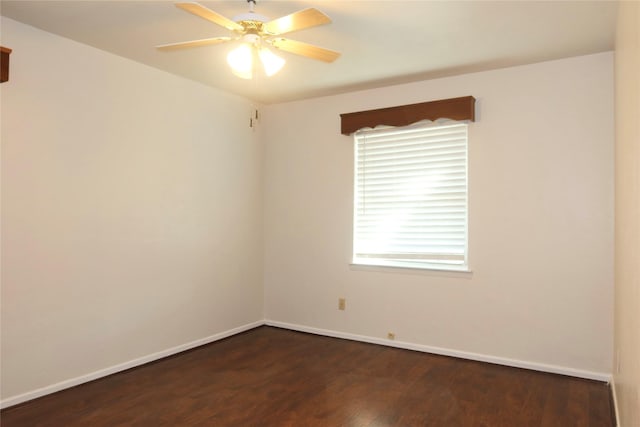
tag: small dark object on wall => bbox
[1,46,13,83]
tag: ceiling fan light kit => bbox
[226,32,285,80]
[157,0,340,79]
[226,43,284,79]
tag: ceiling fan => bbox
[156,0,341,79]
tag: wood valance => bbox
[340,96,475,135]
[1,47,12,83]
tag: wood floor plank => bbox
[0,326,615,426]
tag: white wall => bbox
[614,1,640,425]
[0,17,264,401]
[263,53,614,377]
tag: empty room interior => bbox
[1,0,638,426]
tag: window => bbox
[353,121,468,271]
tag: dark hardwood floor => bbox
[1,326,614,426]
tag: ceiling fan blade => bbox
[269,38,340,63]
[175,2,243,32]
[264,8,331,36]
[156,37,232,51]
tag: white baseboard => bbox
[2,319,612,410]
[0,320,265,409]
[611,377,620,426]
[265,319,612,382]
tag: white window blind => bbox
[353,122,468,270]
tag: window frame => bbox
[351,120,470,273]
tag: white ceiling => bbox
[0,0,618,104]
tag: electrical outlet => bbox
[338,298,346,310]
[387,332,395,340]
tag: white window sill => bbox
[349,262,473,278]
